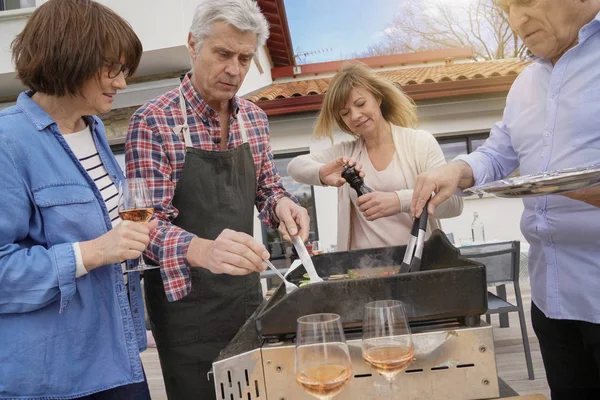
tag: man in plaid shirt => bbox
[125,0,310,397]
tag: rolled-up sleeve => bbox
[455,120,519,187]
[0,138,77,314]
[126,114,196,302]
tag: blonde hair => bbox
[314,62,418,140]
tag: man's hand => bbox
[275,197,310,242]
[411,161,474,217]
[187,229,269,275]
[318,156,364,187]
[561,185,600,208]
[357,192,401,221]
[81,219,159,271]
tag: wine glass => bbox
[311,240,322,255]
[362,300,414,398]
[295,313,353,400]
[118,178,158,272]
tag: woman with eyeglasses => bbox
[0,0,156,398]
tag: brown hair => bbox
[314,61,418,140]
[12,0,143,97]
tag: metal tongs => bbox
[399,199,431,273]
[292,236,324,283]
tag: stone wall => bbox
[99,105,140,142]
[99,71,188,141]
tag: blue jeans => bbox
[74,374,150,400]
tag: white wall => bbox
[417,96,507,136]
[1,0,272,99]
[98,0,190,52]
[0,12,30,74]
[0,0,191,72]
[441,196,527,250]
[239,47,274,97]
[260,95,529,250]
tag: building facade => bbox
[0,0,530,261]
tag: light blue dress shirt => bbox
[457,12,600,324]
[0,92,147,398]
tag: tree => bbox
[359,0,527,60]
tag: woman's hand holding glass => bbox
[79,178,158,272]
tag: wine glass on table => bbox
[295,313,353,400]
[118,178,158,272]
[362,300,414,398]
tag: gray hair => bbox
[190,0,270,51]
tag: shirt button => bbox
[543,131,551,137]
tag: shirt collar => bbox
[578,10,600,43]
[180,73,241,121]
[16,91,97,132]
[17,91,55,131]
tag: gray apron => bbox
[144,87,262,399]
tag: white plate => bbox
[464,163,600,198]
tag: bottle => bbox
[471,211,486,243]
[341,165,373,197]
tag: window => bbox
[437,132,489,162]
[0,0,35,11]
[262,152,319,265]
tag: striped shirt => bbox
[63,126,124,276]
[125,74,294,302]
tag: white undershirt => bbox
[62,126,122,277]
[349,149,413,249]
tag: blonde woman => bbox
[287,62,463,251]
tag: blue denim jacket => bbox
[0,92,147,399]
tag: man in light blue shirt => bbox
[411,0,600,397]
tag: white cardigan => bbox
[287,124,463,251]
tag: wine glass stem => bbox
[138,255,146,269]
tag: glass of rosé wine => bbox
[362,300,414,398]
[295,313,352,400]
[118,178,158,272]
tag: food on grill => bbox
[348,266,400,279]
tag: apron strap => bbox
[177,86,193,148]
[238,112,249,144]
[177,84,248,147]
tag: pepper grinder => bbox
[341,165,373,197]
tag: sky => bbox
[283,0,402,63]
[282,0,474,64]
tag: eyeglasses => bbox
[104,59,131,79]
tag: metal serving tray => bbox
[465,163,600,198]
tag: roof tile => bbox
[247,59,530,102]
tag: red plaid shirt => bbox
[125,75,292,302]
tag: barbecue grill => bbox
[211,231,502,399]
